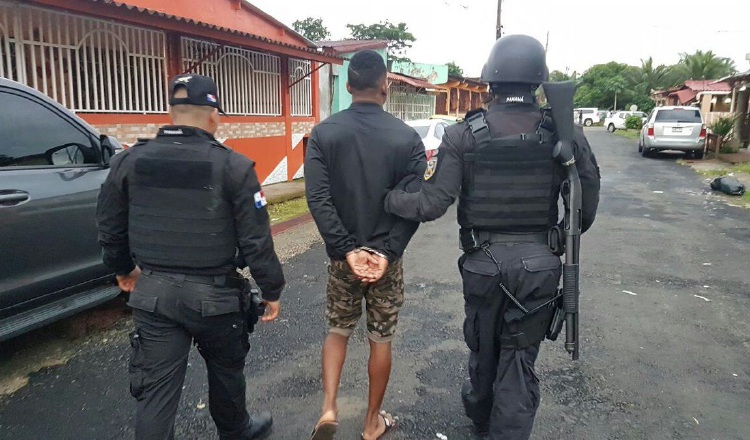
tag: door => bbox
[0,89,111,317]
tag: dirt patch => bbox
[680,159,750,208]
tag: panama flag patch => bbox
[254,191,267,209]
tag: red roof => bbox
[319,39,389,54]
[387,72,437,90]
[672,89,697,105]
[684,80,731,92]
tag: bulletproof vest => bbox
[458,111,558,233]
[127,135,237,270]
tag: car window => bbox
[434,123,446,140]
[582,110,593,114]
[411,125,430,138]
[654,109,702,123]
[0,91,98,168]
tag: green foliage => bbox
[447,61,463,77]
[709,117,735,138]
[625,115,643,130]
[549,70,575,82]
[677,50,736,80]
[347,20,415,62]
[292,17,330,42]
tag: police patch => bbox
[424,149,439,181]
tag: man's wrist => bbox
[359,246,387,260]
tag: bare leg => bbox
[319,332,349,424]
[362,340,393,439]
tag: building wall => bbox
[319,64,333,121]
[331,48,388,114]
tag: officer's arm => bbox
[304,128,357,255]
[384,131,463,222]
[573,128,601,233]
[382,134,427,261]
[228,155,285,301]
[96,152,136,275]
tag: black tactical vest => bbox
[127,136,237,270]
[458,111,559,233]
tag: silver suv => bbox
[639,106,706,158]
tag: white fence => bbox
[289,58,312,116]
[386,84,435,121]
[0,1,167,113]
[181,37,282,116]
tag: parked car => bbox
[639,106,706,159]
[0,77,122,341]
[406,119,451,150]
[605,111,647,132]
[429,114,462,125]
[574,108,600,126]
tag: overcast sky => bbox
[251,0,750,78]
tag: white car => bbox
[573,108,600,126]
[605,111,647,132]
[406,119,451,150]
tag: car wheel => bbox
[693,149,704,160]
[641,147,650,157]
[607,124,615,132]
[638,137,643,152]
[584,119,593,127]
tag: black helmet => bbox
[480,34,549,85]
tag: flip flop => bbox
[361,411,397,440]
[310,420,338,440]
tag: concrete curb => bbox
[270,213,313,236]
[266,190,306,205]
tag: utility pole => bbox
[496,0,503,39]
[545,30,549,53]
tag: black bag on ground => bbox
[710,176,746,196]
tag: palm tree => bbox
[629,57,677,93]
[678,50,736,80]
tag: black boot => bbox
[242,412,273,440]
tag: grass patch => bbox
[267,197,309,225]
[613,129,640,140]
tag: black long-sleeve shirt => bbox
[305,102,426,262]
[385,100,601,233]
[96,126,285,300]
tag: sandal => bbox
[310,420,338,440]
[361,411,397,440]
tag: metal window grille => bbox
[0,1,167,112]
[181,37,281,116]
[289,58,311,116]
[386,84,435,121]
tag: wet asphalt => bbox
[0,127,749,440]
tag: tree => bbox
[447,61,463,77]
[677,50,736,80]
[347,21,416,62]
[549,70,573,82]
[575,62,633,109]
[292,17,330,42]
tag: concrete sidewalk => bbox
[717,149,750,164]
[263,179,305,204]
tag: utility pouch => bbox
[546,292,565,341]
[240,279,265,334]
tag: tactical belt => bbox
[142,268,243,288]
[460,229,548,252]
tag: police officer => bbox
[96,74,285,440]
[384,35,601,439]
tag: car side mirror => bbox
[100,135,122,165]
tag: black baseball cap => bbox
[169,74,227,115]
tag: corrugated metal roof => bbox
[684,80,731,92]
[388,72,438,90]
[318,39,389,54]
[86,0,342,61]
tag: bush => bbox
[625,115,643,130]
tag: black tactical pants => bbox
[127,270,251,440]
[459,243,561,440]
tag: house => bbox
[719,69,750,149]
[318,41,442,121]
[434,75,490,118]
[0,0,342,185]
[650,80,733,125]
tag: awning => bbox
[388,72,440,90]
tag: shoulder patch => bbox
[253,191,267,209]
[424,149,439,181]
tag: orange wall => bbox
[226,136,287,183]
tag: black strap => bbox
[466,111,491,148]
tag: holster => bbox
[239,279,265,334]
[499,304,556,350]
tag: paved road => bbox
[1,128,748,439]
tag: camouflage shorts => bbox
[325,258,404,343]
